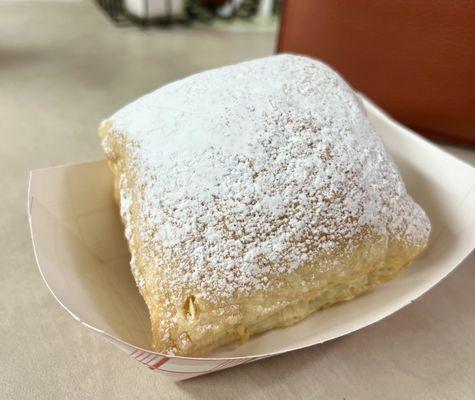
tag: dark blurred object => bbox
[199,0,227,5]
[278,0,475,147]
[95,0,280,26]
[95,0,128,23]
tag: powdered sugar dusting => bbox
[102,54,430,305]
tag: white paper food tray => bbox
[28,97,475,380]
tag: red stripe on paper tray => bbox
[150,356,169,370]
[154,357,258,375]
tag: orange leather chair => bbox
[278,0,475,146]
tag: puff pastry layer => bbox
[99,54,430,356]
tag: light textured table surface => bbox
[1,2,474,399]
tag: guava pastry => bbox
[99,54,430,356]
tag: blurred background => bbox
[2,0,474,172]
[1,0,280,170]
